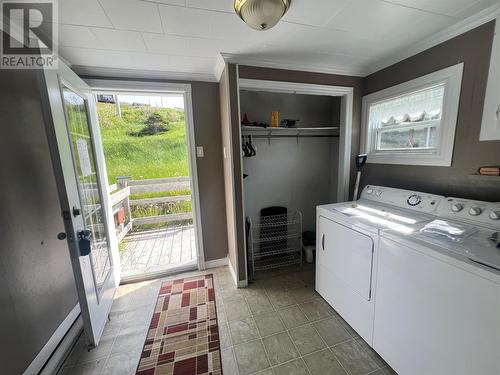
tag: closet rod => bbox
[246,135,339,138]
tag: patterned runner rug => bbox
[136,274,222,375]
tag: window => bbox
[361,63,463,166]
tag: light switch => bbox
[196,146,204,158]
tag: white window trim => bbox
[361,63,464,166]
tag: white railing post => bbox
[116,176,130,189]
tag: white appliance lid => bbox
[329,200,434,234]
[386,222,500,271]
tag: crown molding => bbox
[220,5,498,79]
[220,52,367,77]
[366,4,499,75]
[71,65,218,82]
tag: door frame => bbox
[238,78,353,202]
[236,77,353,286]
[83,79,206,275]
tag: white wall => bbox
[242,137,339,231]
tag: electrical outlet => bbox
[196,146,204,157]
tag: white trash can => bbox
[303,245,315,263]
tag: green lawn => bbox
[97,102,192,232]
[97,102,189,184]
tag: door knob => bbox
[77,229,92,256]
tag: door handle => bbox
[322,234,325,250]
[77,229,92,257]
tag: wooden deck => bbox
[119,225,196,279]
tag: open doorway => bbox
[90,83,204,282]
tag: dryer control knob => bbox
[489,210,500,220]
[407,194,422,206]
[451,203,463,212]
[469,206,482,216]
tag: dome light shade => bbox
[234,0,290,31]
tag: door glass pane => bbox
[62,87,111,293]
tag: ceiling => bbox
[58,0,499,81]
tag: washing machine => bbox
[374,197,500,375]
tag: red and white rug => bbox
[136,274,222,375]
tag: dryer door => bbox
[316,215,376,343]
[319,216,374,300]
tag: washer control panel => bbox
[361,185,443,214]
[437,198,500,229]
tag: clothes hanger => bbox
[247,135,256,157]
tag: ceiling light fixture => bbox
[234,0,290,31]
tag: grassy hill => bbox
[97,102,189,184]
[98,102,191,232]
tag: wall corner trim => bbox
[215,54,226,82]
[228,258,248,288]
[205,257,229,269]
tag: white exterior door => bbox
[42,62,120,347]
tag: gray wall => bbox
[78,74,229,262]
[240,91,341,128]
[0,69,78,373]
[362,21,500,202]
[189,81,229,261]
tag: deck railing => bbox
[109,176,192,241]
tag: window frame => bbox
[361,63,464,166]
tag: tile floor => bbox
[59,265,397,375]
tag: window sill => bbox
[366,152,452,166]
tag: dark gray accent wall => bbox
[362,21,500,202]
[0,69,78,373]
